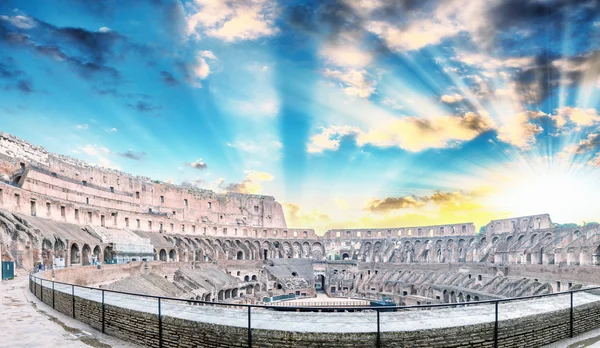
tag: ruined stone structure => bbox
[5,131,600,346]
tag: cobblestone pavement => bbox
[0,272,139,348]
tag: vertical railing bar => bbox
[40,278,43,303]
[570,291,574,338]
[52,280,55,309]
[494,301,499,348]
[376,309,381,348]
[72,284,75,319]
[158,297,163,348]
[102,289,105,334]
[248,306,252,348]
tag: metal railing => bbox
[28,273,600,348]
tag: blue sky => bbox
[1,0,600,232]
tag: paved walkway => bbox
[0,272,139,348]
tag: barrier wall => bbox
[30,268,600,348]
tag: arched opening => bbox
[104,246,114,264]
[315,274,325,292]
[244,275,250,282]
[93,246,101,264]
[466,294,471,302]
[595,245,600,266]
[341,252,350,260]
[153,249,158,261]
[251,275,257,281]
[159,249,167,261]
[81,244,91,266]
[218,290,224,301]
[276,283,283,290]
[292,272,298,276]
[225,289,231,299]
[236,251,243,260]
[70,244,80,265]
[263,249,268,260]
[169,249,176,261]
[246,285,253,295]
[232,289,238,298]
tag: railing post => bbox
[40,279,43,303]
[52,281,55,309]
[158,297,162,348]
[494,301,499,348]
[72,284,75,319]
[376,309,381,348]
[102,290,105,334]
[248,306,252,348]
[570,291,574,338]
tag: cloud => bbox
[109,127,118,132]
[283,202,331,227]
[307,125,360,153]
[160,71,179,86]
[117,150,146,161]
[441,93,465,103]
[319,43,372,68]
[199,50,217,60]
[366,196,424,212]
[553,107,600,129]
[186,0,278,42]
[222,170,274,194]
[75,144,118,169]
[381,98,403,110]
[127,101,162,113]
[75,124,89,130]
[322,68,376,98]
[99,26,110,33]
[308,112,495,153]
[496,110,546,149]
[187,159,208,170]
[178,51,217,87]
[0,15,36,30]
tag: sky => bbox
[1,0,600,234]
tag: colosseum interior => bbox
[3,131,600,347]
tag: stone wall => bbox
[29,274,600,348]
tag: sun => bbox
[487,158,600,224]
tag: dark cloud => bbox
[0,57,35,94]
[513,51,600,105]
[574,133,600,154]
[366,197,423,212]
[180,178,206,189]
[127,101,162,113]
[366,192,467,213]
[186,159,208,170]
[160,71,179,86]
[117,150,146,161]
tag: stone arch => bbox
[244,275,250,282]
[159,249,167,261]
[81,244,92,266]
[104,246,114,263]
[236,251,244,260]
[251,275,258,281]
[70,243,80,265]
[54,239,66,258]
[311,242,324,260]
[342,252,350,260]
[93,245,101,263]
[169,249,177,261]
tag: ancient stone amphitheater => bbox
[3,131,600,347]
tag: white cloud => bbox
[193,55,211,80]
[553,107,600,128]
[307,125,361,153]
[199,50,217,60]
[319,43,372,68]
[109,128,118,132]
[441,93,464,103]
[496,111,546,149]
[75,124,89,130]
[308,112,495,153]
[76,144,118,169]
[381,98,403,110]
[0,15,36,29]
[186,0,278,42]
[323,68,376,98]
[99,27,110,33]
